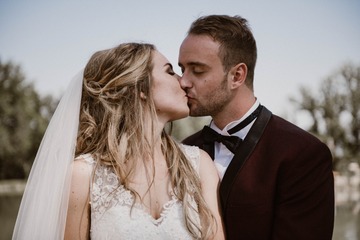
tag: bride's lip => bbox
[186,94,194,99]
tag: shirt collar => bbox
[210,99,260,137]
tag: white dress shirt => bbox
[210,100,260,180]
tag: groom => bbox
[179,15,334,239]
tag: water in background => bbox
[333,162,360,240]
[1,163,359,240]
[0,181,23,240]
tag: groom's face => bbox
[178,34,232,118]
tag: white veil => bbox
[12,71,84,240]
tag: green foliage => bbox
[291,63,360,170]
[0,59,58,179]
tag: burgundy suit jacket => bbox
[183,107,334,240]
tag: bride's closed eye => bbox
[166,65,175,76]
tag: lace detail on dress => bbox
[180,144,200,175]
[91,168,134,221]
[79,144,202,240]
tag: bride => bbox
[12,42,224,240]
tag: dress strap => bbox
[180,144,200,175]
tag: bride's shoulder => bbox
[75,153,96,165]
[179,144,212,164]
[70,154,94,187]
[180,144,213,175]
[180,144,218,180]
[180,144,200,157]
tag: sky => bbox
[1,0,359,128]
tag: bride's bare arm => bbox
[199,150,225,240]
[64,159,91,240]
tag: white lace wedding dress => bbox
[79,145,201,240]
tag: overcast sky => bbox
[1,0,359,127]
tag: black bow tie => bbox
[202,105,263,154]
[202,126,242,153]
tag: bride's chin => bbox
[171,109,190,121]
[178,104,190,117]
[182,107,190,117]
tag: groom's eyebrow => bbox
[179,61,208,68]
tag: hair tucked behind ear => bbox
[75,42,216,239]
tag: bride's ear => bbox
[140,92,147,100]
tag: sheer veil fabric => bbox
[12,71,84,240]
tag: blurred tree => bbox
[291,63,360,170]
[0,59,58,179]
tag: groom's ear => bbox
[229,63,247,89]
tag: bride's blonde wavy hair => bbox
[75,43,215,239]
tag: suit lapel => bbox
[219,107,272,210]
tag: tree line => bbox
[290,63,359,171]
[0,59,358,179]
[0,59,57,179]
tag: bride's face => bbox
[150,50,189,122]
